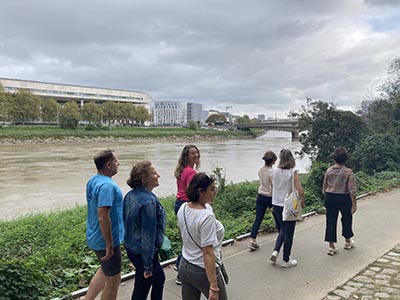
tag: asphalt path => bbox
[109,189,400,300]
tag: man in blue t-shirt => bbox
[85,149,124,300]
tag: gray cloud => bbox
[1,0,400,117]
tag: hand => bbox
[208,288,219,300]
[143,271,153,279]
[301,199,305,209]
[100,245,114,261]
[351,203,357,214]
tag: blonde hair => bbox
[278,149,295,169]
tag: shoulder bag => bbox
[282,170,302,221]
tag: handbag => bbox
[282,170,302,221]
[183,205,229,284]
[158,235,172,261]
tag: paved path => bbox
[97,189,400,300]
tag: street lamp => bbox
[225,106,232,126]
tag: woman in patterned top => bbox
[323,147,357,256]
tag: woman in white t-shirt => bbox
[177,172,227,300]
[269,149,305,268]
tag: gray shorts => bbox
[94,246,122,276]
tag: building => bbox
[152,101,207,125]
[0,77,153,108]
[257,114,265,121]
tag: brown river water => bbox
[0,131,310,220]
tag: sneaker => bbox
[248,241,259,251]
[173,266,178,272]
[327,247,338,256]
[269,250,278,263]
[344,238,354,250]
[175,276,182,285]
[281,258,298,268]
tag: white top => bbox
[177,203,224,268]
[271,168,295,207]
[258,165,273,196]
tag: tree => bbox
[291,99,367,163]
[60,101,81,129]
[41,98,59,123]
[9,89,41,124]
[134,105,151,125]
[82,102,103,124]
[103,101,119,126]
[380,57,400,101]
[0,84,9,122]
[206,114,227,125]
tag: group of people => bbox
[249,147,357,266]
[84,144,357,300]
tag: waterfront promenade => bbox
[94,189,400,300]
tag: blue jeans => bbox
[179,257,228,300]
[175,198,187,270]
[250,194,272,239]
[272,205,296,262]
[126,251,165,300]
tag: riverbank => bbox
[0,125,260,144]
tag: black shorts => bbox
[94,246,122,276]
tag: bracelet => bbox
[210,287,220,292]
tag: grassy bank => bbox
[0,125,259,143]
[1,170,400,299]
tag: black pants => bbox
[272,205,296,262]
[324,193,354,243]
[126,251,165,300]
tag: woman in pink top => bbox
[174,144,200,284]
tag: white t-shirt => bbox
[258,165,273,196]
[177,203,224,269]
[271,168,295,207]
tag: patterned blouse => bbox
[323,165,357,196]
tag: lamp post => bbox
[226,106,232,127]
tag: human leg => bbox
[87,246,122,300]
[126,251,152,300]
[150,256,166,300]
[282,220,296,262]
[324,193,340,243]
[339,194,354,239]
[174,198,186,282]
[272,205,284,252]
[250,194,270,239]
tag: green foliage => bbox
[305,161,329,203]
[291,99,367,163]
[206,113,227,125]
[9,89,41,124]
[41,98,59,123]
[188,120,199,130]
[82,102,103,124]
[60,102,81,129]
[351,133,400,174]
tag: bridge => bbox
[236,119,300,141]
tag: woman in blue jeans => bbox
[123,160,166,300]
[248,151,277,250]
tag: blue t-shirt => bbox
[86,174,124,250]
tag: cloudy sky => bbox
[1,0,400,117]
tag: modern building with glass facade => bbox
[0,77,152,107]
[152,101,207,125]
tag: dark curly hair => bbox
[186,172,215,203]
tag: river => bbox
[0,131,310,220]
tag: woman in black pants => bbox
[323,147,357,256]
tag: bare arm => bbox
[98,206,114,261]
[294,172,305,208]
[202,245,219,300]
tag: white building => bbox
[0,77,152,108]
[153,101,207,125]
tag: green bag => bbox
[158,235,171,261]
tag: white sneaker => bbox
[269,250,278,263]
[344,238,354,250]
[281,258,298,268]
[327,247,338,256]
